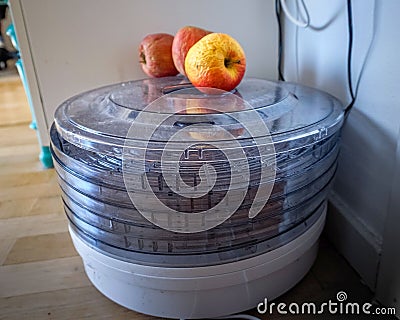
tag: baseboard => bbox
[325,192,382,291]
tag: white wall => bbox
[377,129,400,317]
[283,0,400,295]
[17,0,278,128]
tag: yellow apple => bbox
[184,33,246,92]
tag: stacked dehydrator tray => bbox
[50,77,344,319]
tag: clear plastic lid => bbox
[54,77,344,156]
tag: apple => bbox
[172,26,212,76]
[139,33,179,78]
[185,33,246,92]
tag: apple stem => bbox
[139,52,146,64]
[224,58,241,68]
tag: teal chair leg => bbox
[15,59,37,131]
[7,22,52,168]
[29,121,37,130]
[39,146,53,168]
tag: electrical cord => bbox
[276,0,357,117]
[275,0,310,81]
[279,0,310,28]
[275,0,285,81]
[344,0,356,117]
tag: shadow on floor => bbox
[246,234,397,319]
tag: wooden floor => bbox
[0,74,390,319]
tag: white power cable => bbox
[279,0,310,28]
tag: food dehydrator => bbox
[50,77,344,319]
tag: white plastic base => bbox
[69,209,326,319]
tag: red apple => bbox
[139,33,179,78]
[172,26,212,76]
[185,33,246,92]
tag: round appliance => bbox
[50,77,344,318]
